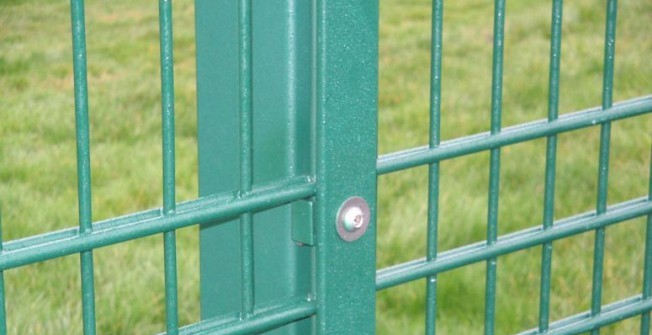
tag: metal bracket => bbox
[291,200,314,246]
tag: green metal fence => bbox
[2,0,651,334]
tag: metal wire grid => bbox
[0,0,650,334]
[1,1,317,334]
[376,0,652,334]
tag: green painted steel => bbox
[377,96,651,176]
[2,0,650,334]
[291,201,315,246]
[69,0,97,334]
[376,198,652,290]
[485,1,506,333]
[538,0,563,332]
[425,0,443,333]
[197,0,378,332]
[158,0,180,334]
[642,152,652,335]
[171,300,317,335]
[237,0,255,320]
[0,177,315,271]
[195,0,314,334]
[312,0,378,333]
[0,214,6,335]
[591,3,618,334]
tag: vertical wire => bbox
[538,0,563,332]
[484,1,505,334]
[238,0,255,318]
[0,213,7,335]
[70,1,97,333]
[158,0,179,333]
[640,146,652,335]
[425,0,443,334]
[590,2,617,334]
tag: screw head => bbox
[336,197,371,242]
[343,206,364,232]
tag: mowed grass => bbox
[0,0,650,334]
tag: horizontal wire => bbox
[517,296,652,335]
[166,299,316,335]
[377,96,652,175]
[0,177,315,271]
[377,197,651,290]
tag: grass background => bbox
[0,0,651,334]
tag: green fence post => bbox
[197,0,378,333]
[69,1,97,333]
[313,0,378,334]
[196,0,313,333]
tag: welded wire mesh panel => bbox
[0,1,320,334]
[375,0,652,334]
[2,0,651,334]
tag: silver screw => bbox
[336,196,370,242]
[343,206,364,232]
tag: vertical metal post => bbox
[425,1,444,334]
[485,1,506,334]
[642,148,652,335]
[591,2,618,334]
[538,0,563,332]
[158,0,179,333]
[196,0,313,333]
[313,0,378,334]
[70,1,97,334]
[237,0,255,319]
[0,213,6,335]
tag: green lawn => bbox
[1,0,651,334]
